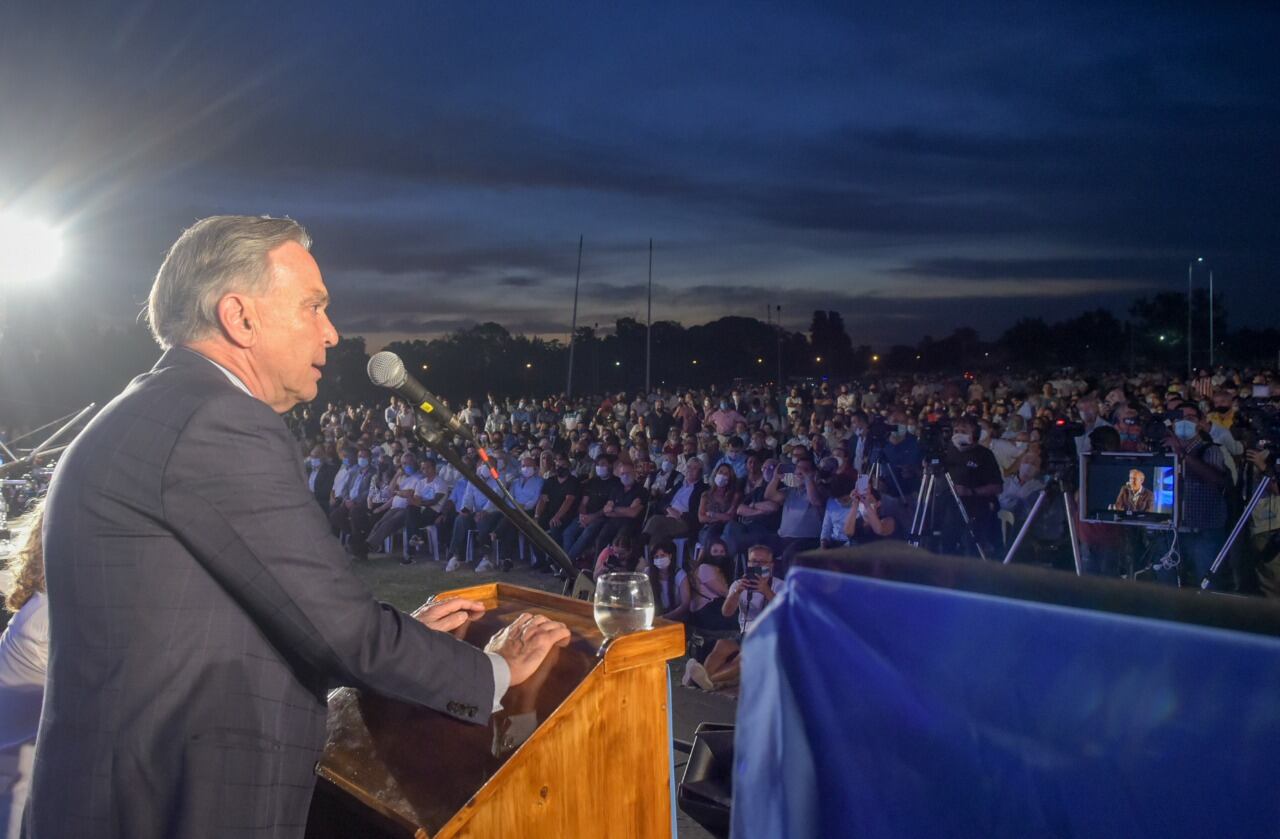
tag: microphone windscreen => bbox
[367,351,407,389]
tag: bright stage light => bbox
[0,212,64,284]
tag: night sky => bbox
[2,1,1277,350]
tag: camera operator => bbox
[881,411,922,498]
[941,416,1002,556]
[1157,405,1229,586]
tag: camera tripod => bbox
[909,457,989,561]
[864,441,906,500]
[1200,472,1273,592]
[1001,471,1083,575]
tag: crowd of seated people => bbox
[285,366,1280,688]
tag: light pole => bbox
[1187,256,1202,379]
[1209,269,1215,368]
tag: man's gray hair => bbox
[146,215,311,349]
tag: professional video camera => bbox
[1237,401,1280,451]
[918,419,953,462]
[865,415,892,447]
[1041,417,1084,484]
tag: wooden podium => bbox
[308,583,685,839]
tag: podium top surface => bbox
[317,583,683,836]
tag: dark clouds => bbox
[1,1,1277,348]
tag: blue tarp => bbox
[733,566,1280,838]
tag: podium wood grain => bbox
[313,583,684,839]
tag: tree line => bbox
[3,291,1279,430]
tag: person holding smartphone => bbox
[684,544,783,692]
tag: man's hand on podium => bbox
[416,598,487,633]
[485,613,572,686]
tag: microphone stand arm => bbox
[412,420,577,593]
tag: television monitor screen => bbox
[1080,452,1176,527]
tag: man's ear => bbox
[216,293,258,348]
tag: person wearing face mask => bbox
[723,437,749,480]
[560,456,621,566]
[642,541,691,623]
[989,415,1031,477]
[999,459,1047,525]
[531,456,580,572]
[643,458,707,547]
[765,456,827,571]
[590,462,647,562]
[698,465,742,555]
[724,458,782,558]
[364,453,423,556]
[681,540,739,648]
[820,476,857,549]
[651,453,683,499]
[685,545,784,692]
[307,444,339,513]
[331,448,377,554]
[941,417,1003,556]
[1157,404,1230,586]
[708,400,746,437]
[480,455,545,573]
[882,415,922,498]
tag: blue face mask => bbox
[357,457,370,468]
[343,458,354,467]
[403,465,415,475]
[1173,419,1198,441]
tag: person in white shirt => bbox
[0,504,49,839]
[363,453,422,554]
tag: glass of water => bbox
[593,572,656,639]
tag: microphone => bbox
[366,350,471,435]
[367,351,474,439]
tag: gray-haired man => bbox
[30,216,569,838]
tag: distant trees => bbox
[1,290,1275,431]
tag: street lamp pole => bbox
[1209,269,1215,368]
[1186,257,1201,379]
[566,235,583,398]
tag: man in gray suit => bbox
[26,216,570,838]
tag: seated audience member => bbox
[842,486,899,545]
[644,540,691,622]
[535,453,580,570]
[592,531,639,579]
[330,447,374,538]
[363,453,421,554]
[684,540,740,642]
[443,469,502,572]
[592,460,647,559]
[0,503,47,839]
[765,457,826,571]
[562,454,621,566]
[723,459,781,558]
[401,458,449,562]
[698,464,741,554]
[820,475,856,549]
[487,454,544,571]
[684,544,782,691]
[999,459,1046,523]
[643,457,706,546]
[307,444,338,512]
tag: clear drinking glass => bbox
[593,572,656,639]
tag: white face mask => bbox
[521,466,536,478]
[714,474,730,487]
[653,555,672,570]
[1013,440,1029,451]
[952,433,973,448]
[661,460,675,473]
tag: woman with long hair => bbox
[0,502,48,838]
